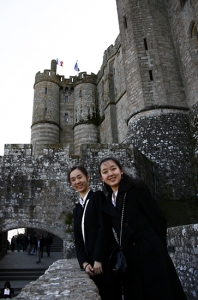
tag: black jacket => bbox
[73,190,111,269]
[102,179,187,300]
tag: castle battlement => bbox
[35,69,61,86]
[97,34,121,82]
[35,68,97,88]
[73,71,97,86]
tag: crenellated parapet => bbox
[97,34,121,82]
[35,70,61,87]
[71,72,97,87]
[35,69,97,89]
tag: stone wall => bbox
[0,143,154,258]
[127,109,195,199]
[15,259,101,300]
[59,87,75,147]
[167,223,198,300]
[15,224,198,300]
[167,0,198,108]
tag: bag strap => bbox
[81,199,90,243]
[119,192,126,247]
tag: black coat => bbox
[73,190,122,300]
[102,180,187,300]
[73,190,111,269]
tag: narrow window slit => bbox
[124,16,127,29]
[144,38,148,50]
[149,70,153,81]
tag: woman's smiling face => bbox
[69,168,90,197]
[100,159,123,192]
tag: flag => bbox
[56,59,63,67]
[74,60,80,72]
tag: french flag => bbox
[56,59,63,67]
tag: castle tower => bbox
[116,0,194,199]
[31,60,60,153]
[166,0,198,189]
[73,73,98,155]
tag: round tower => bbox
[115,0,194,199]
[73,73,98,155]
[31,60,60,153]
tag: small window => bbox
[45,108,48,114]
[79,89,82,97]
[65,113,69,123]
[65,96,68,102]
[45,87,47,94]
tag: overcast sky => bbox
[0,0,119,156]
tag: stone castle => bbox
[0,1,198,298]
[31,0,198,201]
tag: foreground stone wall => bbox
[15,224,198,300]
[167,223,198,300]
[15,259,101,300]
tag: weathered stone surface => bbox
[15,259,101,300]
[167,224,198,300]
[0,143,153,259]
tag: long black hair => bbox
[99,157,148,193]
[67,166,89,183]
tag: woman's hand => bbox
[93,261,103,275]
[83,262,95,277]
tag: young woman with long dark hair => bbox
[99,157,187,300]
[68,166,119,300]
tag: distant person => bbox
[0,281,14,298]
[26,233,32,254]
[21,235,26,252]
[36,234,44,264]
[16,235,21,252]
[45,233,53,257]
[10,236,16,252]
[40,233,45,258]
[30,232,37,255]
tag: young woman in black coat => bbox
[99,157,187,300]
[68,166,119,300]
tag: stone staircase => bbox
[0,236,63,298]
[0,268,47,297]
[50,235,63,252]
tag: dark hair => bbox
[67,166,88,183]
[99,157,148,193]
[4,281,11,289]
